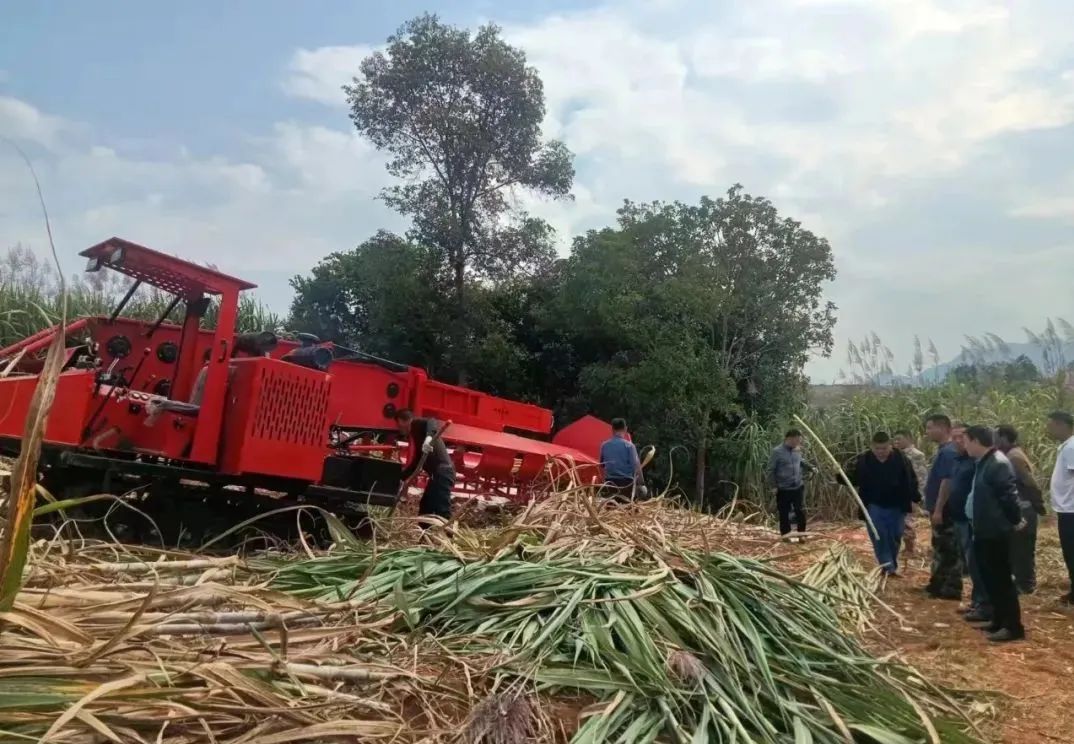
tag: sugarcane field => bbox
[5,4,1074,743]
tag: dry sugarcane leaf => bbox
[237,720,402,743]
[38,672,148,743]
[0,329,65,611]
[0,604,93,646]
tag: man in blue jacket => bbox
[963,425,1027,643]
[599,418,645,499]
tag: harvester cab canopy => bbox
[81,238,256,300]
[78,237,257,463]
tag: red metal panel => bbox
[420,379,553,434]
[441,422,596,464]
[515,453,548,481]
[217,358,331,481]
[83,392,195,458]
[188,293,237,463]
[551,415,616,462]
[0,370,95,445]
[312,360,412,431]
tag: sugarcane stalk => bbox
[792,414,879,542]
[144,618,322,636]
[84,557,240,574]
[387,419,453,518]
[274,662,412,683]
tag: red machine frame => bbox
[0,238,608,538]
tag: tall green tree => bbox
[289,231,453,374]
[547,186,837,496]
[345,13,574,381]
[289,232,552,391]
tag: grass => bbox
[0,243,283,347]
[0,492,986,743]
[718,379,1072,521]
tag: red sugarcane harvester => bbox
[0,238,611,545]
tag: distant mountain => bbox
[912,341,1074,384]
[835,340,1074,387]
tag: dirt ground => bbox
[833,517,1074,744]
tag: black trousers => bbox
[776,487,806,535]
[1059,513,1074,592]
[975,536,1024,634]
[418,469,455,522]
[603,477,636,502]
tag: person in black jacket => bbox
[963,425,1027,643]
[395,409,455,524]
[841,431,920,576]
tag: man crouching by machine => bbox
[395,409,455,525]
[600,418,648,501]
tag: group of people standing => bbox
[768,411,1074,644]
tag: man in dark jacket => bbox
[996,424,1043,594]
[395,409,455,524]
[963,426,1027,643]
[948,424,992,623]
[841,431,920,576]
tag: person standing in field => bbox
[841,432,919,576]
[996,424,1044,595]
[894,429,927,555]
[599,418,645,500]
[924,414,963,600]
[1046,411,1074,604]
[949,424,992,623]
[963,425,1026,642]
[767,429,816,537]
[395,409,456,525]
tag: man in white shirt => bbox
[1047,411,1074,604]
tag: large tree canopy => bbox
[290,185,838,497]
[288,231,451,373]
[288,16,838,497]
[544,186,837,495]
[345,14,574,381]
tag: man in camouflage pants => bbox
[894,430,928,556]
[924,414,963,599]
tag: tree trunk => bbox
[453,255,468,385]
[695,436,706,506]
[695,410,711,507]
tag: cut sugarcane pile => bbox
[0,492,982,743]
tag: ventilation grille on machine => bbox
[252,367,331,446]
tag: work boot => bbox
[964,609,993,624]
[987,628,1025,643]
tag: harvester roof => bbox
[81,237,256,300]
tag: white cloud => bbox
[0,95,75,149]
[0,96,398,287]
[5,0,1074,381]
[282,45,375,106]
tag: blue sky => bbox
[2,0,1073,382]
